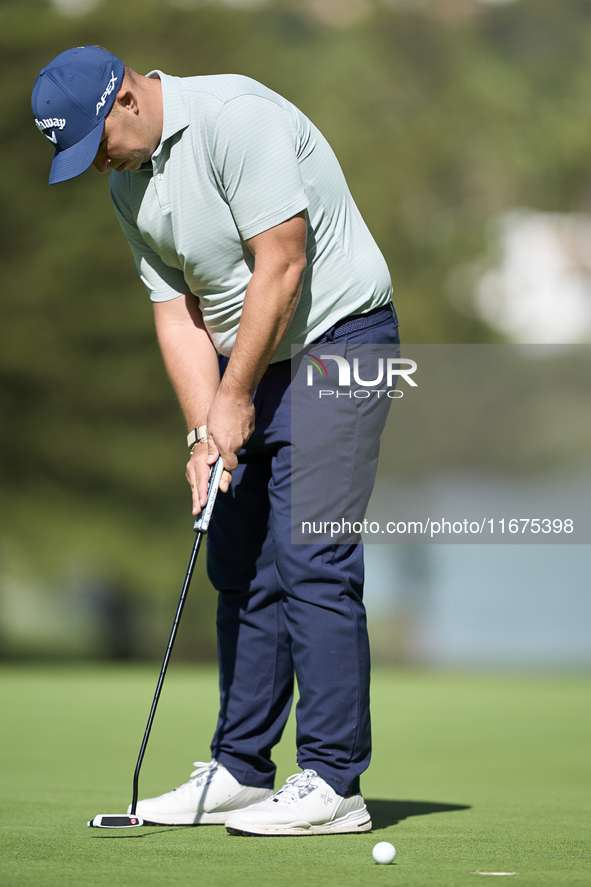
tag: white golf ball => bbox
[372,841,396,864]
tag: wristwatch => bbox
[187,425,208,449]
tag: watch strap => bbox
[187,425,208,448]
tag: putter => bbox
[88,457,225,829]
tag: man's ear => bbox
[114,87,139,114]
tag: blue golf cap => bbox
[32,46,125,184]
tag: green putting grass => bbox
[1,665,589,886]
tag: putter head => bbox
[87,813,144,828]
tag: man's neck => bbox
[142,74,164,155]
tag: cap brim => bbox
[48,120,105,185]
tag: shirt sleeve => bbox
[110,175,189,302]
[210,94,310,241]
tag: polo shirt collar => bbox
[148,70,190,158]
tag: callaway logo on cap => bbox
[31,46,125,184]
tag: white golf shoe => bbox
[128,760,273,825]
[225,769,372,836]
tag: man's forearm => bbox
[155,293,227,514]
[220,211,307,400]
[153,293,220,430]
[220,262,305,400]
[205,211,307,472]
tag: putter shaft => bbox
[130,530,204,815]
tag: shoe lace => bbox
[187,760,219,786]
[273,769,319,804]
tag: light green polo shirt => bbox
[110,72,393,361]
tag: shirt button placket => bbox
[153,169,169,214]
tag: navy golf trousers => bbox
[206,303,399,797]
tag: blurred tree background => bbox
[1,0,591,659]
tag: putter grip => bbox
[193,458,224,532]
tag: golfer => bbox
[32,45,399,836]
